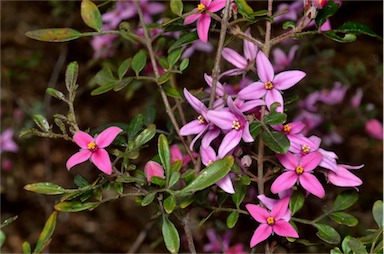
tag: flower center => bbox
[197,115,206,124]
[197,3,206,11]
[232,120,241,130]
[283,124,292,134]
[87,141,97,151]
[264,81,274,90]
[301,145,311,154]
[295,165,304,175]
[267,216,275,225]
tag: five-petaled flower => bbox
[245,196,298,247]
[66,126,123,175]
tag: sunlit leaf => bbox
[33,114,50,132]
[164,195,176,214]
[81,0,102,32]
[347,237,368,254]
[135,124,156,147]
[34,212,57,253]
[141,192,156,206]
[25,28,82,42]
[234,0,253,17]
[24,182,65,195]
[46,88,65,101]
[170,0,183,16]
[329,212,359,227]
[289,191,305,216]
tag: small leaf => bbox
[22,242,31,254]
[158,72,172,86]
[330,247,343,254]
[170,0,183,16]
[25,28,82,42]
[315,0,340,27]
[0,230,5,247]
[180,156,234,194]
[65,61,79,92]
[163,82,180,97]
[1,216,18,229]
[171,160,182,173]
[226,211,239,229]
[282,21,296,30]
[168,32,198,53]
[113,182,123,195]
[132,50,147,76]
[232,181,247,208]
[81,0,102,32]
[162,216,180,254]
[347,237,368,254]
[118,58,132,80]
[335,21,382,40]
[135,124,156,147]
[168,48,183,68]
[169,171,181,188]
[128,114,144,141]
[333,190,359,211]
[341,235,352,253]
[263,111,287,125]
[54,201,99,212]
[158,134,171,179]
[94,67,115,85]
[179,58,189,72]
[372,200,383,227]
[164,195,177,214]
[323,31,357,43]
[249,121,262,139]
[289,191,305,216]
[314,223,341,244]
[150,176,166,187]
[91,82,116,95]
[262,130,290,154]
[46,88,65,101]
[143,105,156,126]
[113,78,133,91]
[329,212,358,227]
[24,182,65,195]
[34,212,57,253]
[234,0,254,17]
[33,114,50,132]
[141,192,156,206]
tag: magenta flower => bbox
[257,194,292,222]
[66,126,123,175]
[271,152,325,198]
[317,82,348,105]
[144,161,165,182]
[238,51,306,112]
[274,0,303,23]
[327,164,363,187]
[272,121,305,149]
[204,229,246,254]
[365,118,383,140]
[272,45,299,72]
[350,88,363,108]
[245,196,298,247]
[207,97,253,158]
[0,128,18,154]
[184,0,227,43]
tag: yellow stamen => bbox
[283,124,292,133]
[301,145,311,154]
[87,141,96,151]
[232,120,241,130]
[197,115,206,124]
[295,165,304,175]
[267,217,275,225]
[197,3,206,11]
[265,81,274,90]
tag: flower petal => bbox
[273,221,299,238]
[207,110,235,130]
[222,48,247,69]
[273,70,306,90]
[200,146,217,165]
[243,28,257,61]
[184,88,206,114]
[299,173,325,198]
[216,175,235,194]
[265,89,284,112]
[271,196,290,219]
[66,150,92,170]
[250,224,272,247]
[201,127,220,148]
[218,130,242,157]
[242,121,254,143]
[204,73,225,96]
[257,194,278,210]
[245,204,270,223]
[237,82,266,101]
[180,120,207,135]
[301,151,322,171]
[271,171,297,194]
[95,126,122,148]
[73,131,94,148]
[327,167,362,187]
[197,13,211,43]
[184,13,201,25]
[276,152,297,170]
[207,0,226,12]
[91,149,113,175]
[256,51,274,82]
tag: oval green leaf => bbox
[289,191,305,216]
[54,201,99,212]
[81,0,102,32]
[333,190,359,211]
[170,0,183,16]
[132,50,147,76]
[141,192,156,206]
[329,212,358,227]
[226,211,239,229]
[169,171,181,188]
[24,182,65,195]
[135,124,156,147]
[118,58,132,80]
[33,114,50,132]
[164,195,176,214]
[158,134,171,178]
[372,200,383,227]
[25,28,82,42]
[65,61,79,92]
[262,130,290,154]
[314,223,341,244]
[162,216,180,254]
[34,211,57,253]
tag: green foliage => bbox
[164,195,177,214]
[54,201,100,212]
[289,191,305,216]
[25,28,82,42]
[314,223,341,244]
[33,212,57,253]
[162,216,180,254]
[315,0,340,27]
[372,200,383,227]
[262,130,290,154]
[80,0,102,32]
[333,190,359,211]
[329,212,358,227]
[158,134,171,182]
[226,211,239,229]
[24,182,65,195]
[132,50,147,76]
[170,0,183,16]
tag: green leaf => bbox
[330,247,343,254]
[335,21,381,40]
[74,175,90,188]
[169,171,181,188]
[282,21,296,30]
[1,216,18,228]
[113,78,133,92]
[91,82,116,95]
[322,31,357,43]
[262,130,290,154]
[232,181,247,208]
[329,212,359,227]
[143,105,156,125]
[162,216,180,254]
[25,28,82,42]
[234,0,254,17]
[171,160,182,173]
[226,211,239,229]
[180,156,234,194]
[179,58,189,72]
[128,114,144,140]
[24,182,65,195]
[333,190,359,211]
[314,223,341,244]
[118,58,132,80]
[0,230,5,248]
[158,134,171,179]
[81,0,102,32]
[289,191,305,216]
[141,192,156,206]
[158,72,172,85]
[263,111,287,125]
[347,237,368,254]
[54,201,99,212]
[180,196,194,209]
[163,82,180,97]
[170,0,183,16]
[150,176,166,187]
[132,50,147,76]
[46,88,65,101]
[22,241,31,254]
[33,114,50,132]
[372,200,383,227]
[113,182,123,195]
[315,0,340,27]
[168,32,198,53]
[168,48,183,67]
[341,235,352,254]
[65,61,79,92]
[34,211,57,253]
[135,124,156,147]
[250,9,268,17]
[94,67,115,85]
[249,121,262,139]
[164,195,177,214]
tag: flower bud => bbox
[365,119,383,140]
[241,155,252,168]
[144,161,165,182]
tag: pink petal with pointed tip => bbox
[184,13,201,25]
[207,110,235,130]
[271,196,290,219]
[257,195,277,210]
[222,48,247,69]
[243,29,257,61]
[201,128,220,148]
[180,120,207,135]
[237,82,266,101]
[273,70,306,90]
[273,48,288,66]
[339,164,364,170]
[288,45,299,61]
[273,220,299,238]
[95,126,122,148]
[242,121,254,143]
[207,0,226,12]
[91,149,112,175]
[250,224,272,247]
[327,167,362,187]
[73,131,94,148]
[66,149,92,170]
[204,74,225,96]
[308,135,321,149]
[200,146,217,165]
[289,121,305,133]
[276,153,298,170]
[265,89,284,112]
[256,51,274,82]
[301,151,322,171]
[271,171,297,194]
[197,13,211,43]
[218,130,242,158]
[216,175,235,194]
[299,173,325,198]
[245,204,270,223]
[201,0,212,6]
[183,88,206,113]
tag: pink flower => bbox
[271,152,325,198]
[245,196,298,247]
[181,40,214,59]
[327,164,363,187]
[274,1,303,23]
[204,229,246,254]
[365,118,383,140]
[144,161,165,182]
[0,128,18,154]
[272,121,306,150]
[170,144,198,166]
[184,0,227,43]
[238,51,306,112]
[272,45,299,72]
[317,82,348,105]
[66,126,123,175]
[350,88,363,108]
